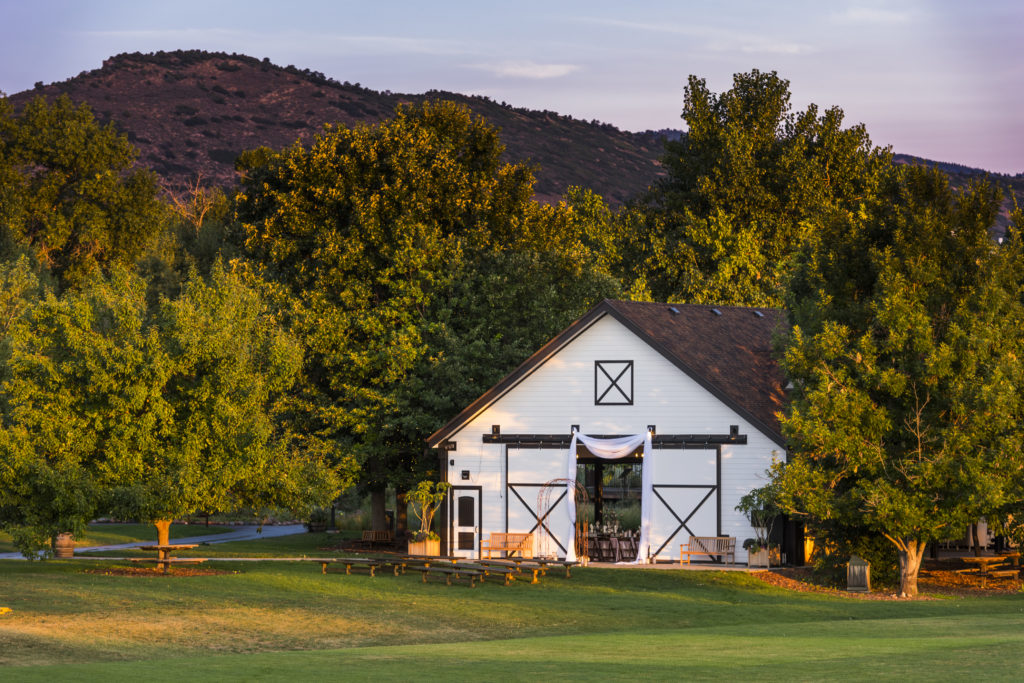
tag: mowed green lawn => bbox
[0,523,234,554]
[2,533,1022,680]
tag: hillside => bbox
[8,50,667,205]
[893,154,1023,234]
[7,50,1021,226]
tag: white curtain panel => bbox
[565,430,653,563]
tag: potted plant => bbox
[742,537,780,568]
[306,507,330,533]
[406,480,450,556]
[736,481,782,567]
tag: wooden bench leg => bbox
[320,562,329,575]
[529,568,539,584]
[368,565,376,578]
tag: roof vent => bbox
[668,306,680,315]
[711,308,722,316]
[753,310,764,318]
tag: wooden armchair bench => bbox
[480,532,533,559]
[353,530,393,549]
[679,536,736,565]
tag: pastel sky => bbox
[1,0,1021,174]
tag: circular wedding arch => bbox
[536,478,589,559]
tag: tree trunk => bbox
[154,519,172,546]
[897,539,926,598]
[971,523,982,557]
[395,490,409,541]
[370,487,386,531]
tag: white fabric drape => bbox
[565,430,653,563]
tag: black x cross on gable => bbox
[595,360,634,405]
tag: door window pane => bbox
[458,496,475,526]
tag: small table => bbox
[961,556,1005,572]
[960,556,1016,588]
[139,544,199,573]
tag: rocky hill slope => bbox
[9,50,666,205]
[8,50,1021,227]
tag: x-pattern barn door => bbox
[650,484,717,557]
[648,448,720,561]
[506,448,572,557]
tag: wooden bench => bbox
[353,530,393,549]
[129,557,208,574]
[979,567,1019,588]
[475,558,543,584]
[480,532,533,559]
[455,562,516,586]
[309,557,381,577]
[412,565,482,587]
[680,536,736,565]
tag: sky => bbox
[1,0,1021,174]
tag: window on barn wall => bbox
[595,360,633,405]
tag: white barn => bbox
[427,299,789,564]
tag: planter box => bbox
[407,539,440,556]
[747,547,781,568]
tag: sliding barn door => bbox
[647,448,719,561]
[506,447,572,559]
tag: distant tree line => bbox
[1,71,1022,598]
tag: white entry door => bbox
[450,487,481,558]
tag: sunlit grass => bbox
[2,534,1023,677]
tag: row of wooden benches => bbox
[309,556,577,587]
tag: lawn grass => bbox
[0,523,234,554]
[2,534,1023,679]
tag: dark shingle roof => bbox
[427,299,787,447]
[604,300,787,443]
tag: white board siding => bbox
[445,313,784,562]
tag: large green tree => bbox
[776,166,1024,597]
[631,69,892,305]
[0,263,342,555]
[235,101,619,529]
[0,95,165,289]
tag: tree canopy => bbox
[0,95,165,290]
[776,166,1024,596]
[0,262,342,555]
[630,69,892,305]
[235,101,619,523]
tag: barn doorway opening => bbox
[577,454,643,563]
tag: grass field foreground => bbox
[2,533,1023,679]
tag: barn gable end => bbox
[430,299,789,564]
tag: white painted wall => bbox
[444,313,784,563]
